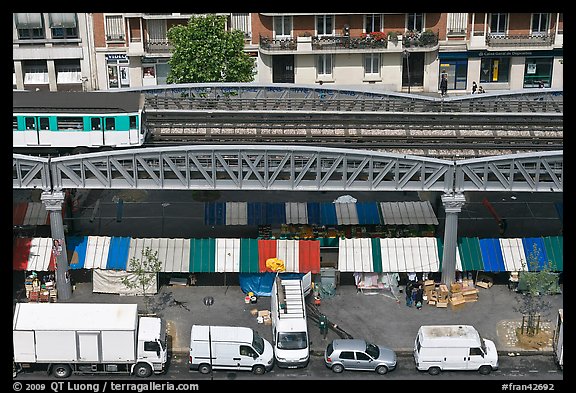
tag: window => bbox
[39,118,50,130]
[274,16,292,39]
[364,54,380,76]
[447,13,467,35]
[316,15,333,36]
[105,15,124,41]
[144,341,160,352]
[470,347,483,356]
[56,60,81,84]
[25,118,36,130]
[129,116,137,130]
[490,13,507,35]
[480,57,510,83]
[365,14,382,33]
[532,13,549,34]
[231,13,251,39]
[317,54,332,77]
[13,117,18,130]
[339,351,355,360]
[407,13,424,32]
[523,57,553,88]
[49,13,78,39]
[105,118,116,131]
[91,118,101,130]
[356,352,371,361]
[57,117,84,130]
[239,345,255,357]
[14,13,44,40]
[23,61,48,84]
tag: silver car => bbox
[324,339,397,375]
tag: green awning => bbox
[189,238,216,272]
[543,236,563,271]
[457,237,484,271]
[239,238,260,273]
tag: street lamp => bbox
[403,49,411,94]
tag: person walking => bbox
[440,72,448,97]
[415,285,424,310]
[472,81,478,94]
[405,281,413,307]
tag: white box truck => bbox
[553,309,563,370]
[189,325,274,375]
[270,272,312,368]
[13,303,167,378]
[413,325,499,375]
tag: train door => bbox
[23,116,39,145]
[128,114,140,145]
[89,117,104,147]
[23,116,49,146]
[36,117,52,146]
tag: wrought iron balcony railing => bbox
[486,33,554,47]
[145,39,173,53]
[312,35,388,50]
[259,36,297,51]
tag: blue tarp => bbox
[320,203,338,225]
[204,202,226,225]
[247,202,265,225]
[67,236,88,269]
[238,272,305,297]
[479,238,506,272]
[522,237,549,271]
[107,236,131,270]
[356,202,381,225]
[307,202,321,225]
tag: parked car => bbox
[324,338,397,374]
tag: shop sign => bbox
[105,54,128,61]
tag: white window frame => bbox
[316,15,334,37]
[364,14,382,34]
[407,13,424,32]
[274,16,292,40]
[105,14,125,41]
[364,53,381,78]
[490,13,508,36]
[316,54,333,79]
[531,13,549,35]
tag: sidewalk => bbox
[60,281,562,357]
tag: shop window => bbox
[523,57,553,88]
[480,57,510,83]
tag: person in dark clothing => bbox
[440,72,448,97]
[415,285,424,309]
[472,81,478,94]
[405,281,413,307]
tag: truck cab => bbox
[135,317,168,377]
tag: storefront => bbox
[105,54,130,89]
[141,57,170,86]
[523,57,554,88]
[438,53,468,90]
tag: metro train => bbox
[13,91,147,154]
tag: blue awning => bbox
[320,203,338,225]
[106,236,131,270]
[356,202,381,225]
[522,237,549,271]
[479,238,506,272]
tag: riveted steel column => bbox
[440,192,466,288]
[41,191,72,301]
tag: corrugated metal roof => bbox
[499,238,528,272]
[226,202,248,225]
[379,201,438,225]
[215,238,241,272]
[479,238,506,272]
[335,203,359,225]
[84,236,110,269]
[356,202,381,225]
[285,202,308,224]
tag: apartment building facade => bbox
[13,12,563,93]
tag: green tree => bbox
[167,14,254,83]
[121,247,162,314]
[513,243,558,336]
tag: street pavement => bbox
[60,280,563,358]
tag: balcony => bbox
[401,30,439,49]
[145,39,173,54]
[312,34,388,50]
[259,36,297,51]
[486,33,555,47]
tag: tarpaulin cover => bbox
[356,202,381,225]
[92,269,158,295]
[479,238,506,272]
[238,272,304,297]
[522,237,549,271]
[66,236,88,269]
[204,202,226,225]
[543,236,563,271]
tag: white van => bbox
[413,325,499,375]
[189,325,274,375]
[270,272,312,368]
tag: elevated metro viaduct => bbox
[14,146,563,300]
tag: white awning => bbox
[337,238,373,272]
[215,238,241,272]
[379,237,440,272]
[128,238,190,273]
[285,202,308,224]
[379,201,438,225]
[226,202,247,225]
[27,238,53,271]
[499,238,529,272]
[335,202,359,225]
[84,236,110,269]
[23,202,48,226]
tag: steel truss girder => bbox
[46,146,454,192]
[454,151,563,192]
[13,154,51,190]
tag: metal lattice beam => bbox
[47,146,455,192]
[454,151,563,192]
[13,154,51,190]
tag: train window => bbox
[25,118,36,130]
[57,117,84,130]
[39,117,50,130]
[129,115,137,129]
[105,118,116,131]
[91,118,101,130]
[13,117,18,130]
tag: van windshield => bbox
[277,332,308,350]
[252,331,265,355]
